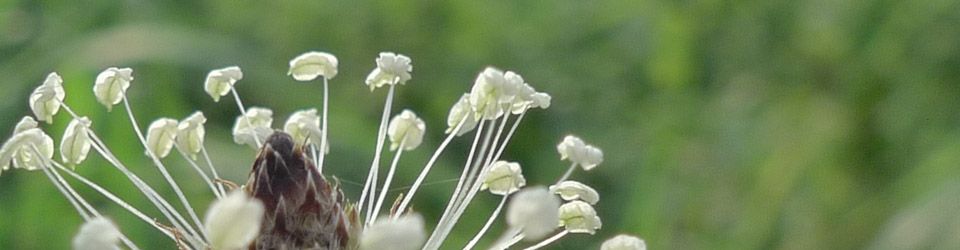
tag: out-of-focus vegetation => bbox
[1,0,959,249]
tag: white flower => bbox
[601,235,647,250]
[144,118,178,158]
[365,52,412,91]
[283,109,322,147]
[204,66,244,102]
[549,180,599,205]
[176,112,206,158]
[481,161,526,195]
[360,213,426,250]
[29,72,66,123]
[204,190,265,250]
[557,200,602,234]
[0,128,54,172]
[556,135,604,170]
[387,110,425,151]
[445,94,478,136]
[13,116,38,134]
[288,51,339,81]
[506,186,561,240]
[232,107,274,149]
[469,68,520,120]
[72,217,122,250]
[93,67,133,111]
[60,117,93,165]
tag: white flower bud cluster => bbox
[445,67,552,136]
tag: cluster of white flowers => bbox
[1,50,645,250]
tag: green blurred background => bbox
[2,0,960,249]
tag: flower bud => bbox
[204,190,265,250]
[232,107,274,149]
[601,235,647,250]
[72,217,122,250]
[360,213,426,250]
[0,128,54,172]
[283,109,322,147]
[29,72,65,123]
[387,110,425,151]
[288,51,339,81]
[61,117,93,165]
[556,135,604,170]
[558,200,602,234]
[144,118,178,158]
[93,67,133,111]
[204,66,243,102]
[481,161,526,195]
[549,180,599,205]
[446,94,478,136]
[176,112,206,158]
[365,52,412,91]
[506,186,561,241]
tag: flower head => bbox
[61,117,93,165]
[283,109,322,147]
[365,52,412,91]
[549,180,599,205]
[232,107,274,149]
[0,127,54,172]
[557,135,604,170]
[145,118,178,158]
[204,190,265,250]
[481,161,527,195]
[360,213,426,250]
[288,51,339,81]
[601,235,647,250]
[29,72,66,123]
[204,66,243,102]
[93,67,133,111]
[176,112,207,158]
[387,110,426,151]
[445,94,478,136]
[72,217,122,250]
[558,200,602,234]
[506,186,561,241]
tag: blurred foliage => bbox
[1,0,960,249]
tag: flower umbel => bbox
[2,52,638,250]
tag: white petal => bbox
[204,190,265,250]
[144,118,178,158]
[558,200,602,234]
[549,181,600,205]
[29,72,65,123]
[61,117,93,165]
[288,51,339,81]
[176,112,207,157]
[360,213,426,250]
[481,161,526,195]
[601,235,647,250]
[72,217,122,250]
[93,67,133,111]
[13,116,39,134]
[204,66,243,102]
[507,186,561,241]
[387,110,426,151]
